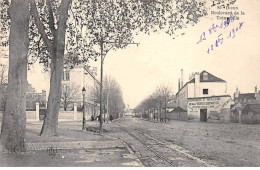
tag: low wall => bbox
[26,111,37,121]
[0,110,39,122]
[58,111,74,121]
[58,110,93,122]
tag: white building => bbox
[175,70,232,122]
[62,64,100,116]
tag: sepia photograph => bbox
[0,0,259,167]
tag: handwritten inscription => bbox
[207,21,244,54]
[197,14,233,45]
[196,14,244,54]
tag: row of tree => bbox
[134,83,173,122]
[91,75,125,121]
[0,0,233,152]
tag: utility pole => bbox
[94,35,139,135]
[99,36,104,134]
[93,80,96,118]
[107,90,109,123]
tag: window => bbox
[63,71,70,81]
[65,72,70,80]
[203,72,208,80]
[203,89,208,95]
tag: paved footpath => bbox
[26,140,125,151]
[0,121,143,167]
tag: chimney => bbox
[181,69,183,87]
[255,86,258,98]
[178,78,180,91]
[194,72,200,97]
[234,86,239,98]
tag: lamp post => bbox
[82,87,86,130]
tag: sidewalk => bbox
[0,120,143,167]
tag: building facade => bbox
[241,104,260,124]
[230,86,260,123]
[62,64,100,117]
[174,70,232,122]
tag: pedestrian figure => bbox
[109,114,113,122]
[160,118,164,123]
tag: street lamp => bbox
[82,87,86,130]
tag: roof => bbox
[231,102,244,111]
[176,70,225,95]
[243,104,260,113]
[166,101,176,108]
[236,93,256,100]
[170,107,187,113]
[200,70,226,82]
[231,102,243,109]
[189,70,226,83]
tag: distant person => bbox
[160,118,164,123]
[109,114,113,122]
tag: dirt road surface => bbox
[103,117,260,167]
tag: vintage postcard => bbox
[0,0,259,167]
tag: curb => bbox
[104,133,144,167]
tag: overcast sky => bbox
[11,0,260,108]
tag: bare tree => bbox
[135,83,173,123]
[103,76,125,120]
[156,83,173,123]
[90,75,125,121]
[60,83,81,111]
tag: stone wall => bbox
[26,111,37,121]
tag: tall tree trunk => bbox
[40,55,64,136]
[0,0,29,152]
[40,0,72,136]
